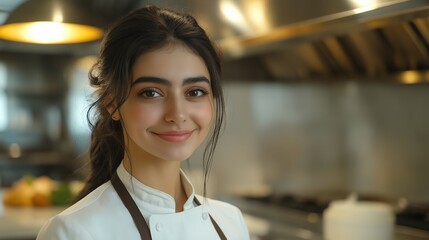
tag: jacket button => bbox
[155,223,163,232]
[202,212,209,221]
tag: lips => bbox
[153,130,193,142]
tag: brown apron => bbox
[111,171,227,240]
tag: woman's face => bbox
[118,42,214,162]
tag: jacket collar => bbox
[116,161,196,214]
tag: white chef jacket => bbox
[36,162,250,240]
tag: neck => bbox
[123,156,187,212]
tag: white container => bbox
[323,194,395,240]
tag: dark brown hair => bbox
[75,5,224,201]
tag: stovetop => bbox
[223,194,429,240]
[242,193,429,231]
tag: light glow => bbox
[220,0,244,24]
[0,21,103,44]
[9,143,22,158]
[399,71,427,84]
[53,5,64,22]
[348,0,385,14]
[246,1,269,33]
[220,0,251,33]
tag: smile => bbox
[153,130,193,142]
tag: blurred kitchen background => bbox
[1,0,429,239]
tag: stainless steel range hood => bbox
[2,0,429,82]
[187,0,429,82]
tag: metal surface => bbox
[1,0,429,78]
[195,0,429,80]
[226,196,429,240]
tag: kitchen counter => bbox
[226,196,429,240]
[0,206,65,240]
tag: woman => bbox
[37,5,249,240]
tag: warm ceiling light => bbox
[0,22,103,44]
[0,0,104,44]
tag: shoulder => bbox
[37,182,127,240]
[60,182,114,216]
[196,195,250,240]
[36,213,93,240]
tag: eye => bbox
[139,89,162,98]
[187,88,208,97]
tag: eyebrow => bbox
[132,76,210,86]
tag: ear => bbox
[105,97,120,121]
[110,108,120,121]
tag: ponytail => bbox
[73,73,125,202]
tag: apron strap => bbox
[111,171,152,239]
[111,171,227,240]
[193,197,227,240]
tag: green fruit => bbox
[23,175,35,185]
[50,183,73,206]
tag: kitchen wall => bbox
[0,52,75,186]
[188,81,429,204]
[1,51,428,204]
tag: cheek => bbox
[121,103,163,128]
[192,102,214,129]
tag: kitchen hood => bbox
[188,0,429,82]
[2,0,429,82]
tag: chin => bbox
[157,151,194,162]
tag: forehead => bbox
[131,42,209,83]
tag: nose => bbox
[164,97,187,124]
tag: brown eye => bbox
[187,89,207,97]
[139,89,162,98]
